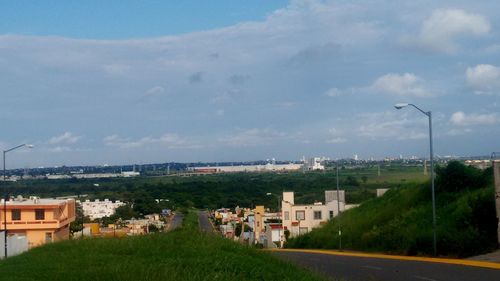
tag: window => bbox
[11,209,21,221]
[295,210,305,221]
[313,211,322,220]
[299,227,308,235]
[329,210,334,219]
[45,232,52,243]
[284,211,289,220]
[35,209,45,220]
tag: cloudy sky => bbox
[1,0,499,168]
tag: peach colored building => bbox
[1,197,76,248]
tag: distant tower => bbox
[378,164,381,177]
[424,160,428,175]
[167,164,170,175]
[354,154,358,161]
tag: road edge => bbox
[270,249,500,270]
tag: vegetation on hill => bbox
[286,161,498,257]
[0,211,325,281]
[5,165,426,212]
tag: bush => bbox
[435,161,489,193]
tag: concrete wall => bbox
[493,161,500,246]
[0,232,29,259]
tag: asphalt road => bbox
[198,211,214,232]
[273,251,500,281]
[167,213,184,231]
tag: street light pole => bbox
[3,143,33,259]
[336,162,342,251]
[395,103,437,256]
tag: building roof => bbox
[1,197,73,208]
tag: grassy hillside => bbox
[286,163,498,257]
[0,211,325,281]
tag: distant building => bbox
[376,188,390,197]
[282,191,345,238]
[80,199,126,220]
[305,157,326,170]
[0,196,76,250]
[464,160,491,170]
[189,163,302,173]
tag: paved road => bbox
[167,213,184,231]
[198,211,214,232]
[273,251,500,281]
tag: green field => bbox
[0,211,325,281]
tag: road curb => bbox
[270,249,500,270]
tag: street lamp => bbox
[394,103,437,256]
[266,192,284,248]
[3,143,33,258]
[336,162,342,251]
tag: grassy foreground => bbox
[0,211,324,281]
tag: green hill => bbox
[0,211,324,281]
[286,162,498,257]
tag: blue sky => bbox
[1,0,499,168]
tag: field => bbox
[0,211,325,281]
[4,165,429,211]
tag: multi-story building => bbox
[282,190,345,238]
[80,199,126,220]
[1,196,76,249]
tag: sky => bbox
[1,0,499,168]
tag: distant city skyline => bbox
[1,1,499,168]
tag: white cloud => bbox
[325,87,342,97]
[326,128,347,143]
[357,111,427,140]
[446,128,472,136]
[48,132,81,145]
[450,111,498,126]
[466,64,500,95]
[220,128,293,147]
[103,133,201,149]
[408,9,490,53]
[372,73,431,97]
[327,137,347,144]
[145,86,165,96]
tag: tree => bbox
[361,176,368,184]
[435,161,488,193]
[344,175,360,186]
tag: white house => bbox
[80,199,126,220]
[282,190,345,238]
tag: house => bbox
[1,196,76,249]
[80,199,125,220]
[282,190,345,238]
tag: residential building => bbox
[282,191,345,238]
[0,196,76,249]
[80,199,126,220]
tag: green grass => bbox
[286,184,498,257]
[0,211,325,281]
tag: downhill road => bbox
[273,250,500,281]
[198,211,214,232]
[167,213,184,231]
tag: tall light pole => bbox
[3,143,33,258]
[266,192,284,248]
[394,103,436,256]
[336,162,342,251]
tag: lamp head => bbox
[394,103,409,109]
[26,144,34,149]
